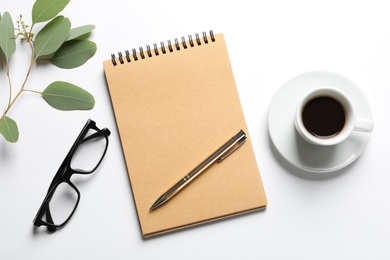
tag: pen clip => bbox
[217,130,247,162]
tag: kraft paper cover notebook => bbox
[103,31,267,237]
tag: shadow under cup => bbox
[294,87,374,146]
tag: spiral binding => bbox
[110,30,215,66]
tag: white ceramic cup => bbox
[294,87,374,146]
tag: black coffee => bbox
[302,96,345,138]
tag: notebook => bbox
[103,31,267,237]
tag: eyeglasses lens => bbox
[46,182,78,226]
[70,128,107,172]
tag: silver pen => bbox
[149,130,247,211]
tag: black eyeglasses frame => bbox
[33,119,110,231]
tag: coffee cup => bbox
[294,87,374,146]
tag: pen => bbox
[149,130,247,211]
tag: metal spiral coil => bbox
[110,30,215,66]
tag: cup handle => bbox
[354,118,374,132]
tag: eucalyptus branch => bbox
[0,0,97,143]
[5,67,13,108]
[2,15,36,118]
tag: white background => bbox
[1,0,390,259]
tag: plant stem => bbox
[23,89,41,94]
[3,55,35,115]
[6,64,13,107]
[1,29,36,122]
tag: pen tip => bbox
[149,196,166,211]
[149,203,159,211]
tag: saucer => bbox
[268,71,373,173]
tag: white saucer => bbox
[268,71,373,173]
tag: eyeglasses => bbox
[33,119,110,232]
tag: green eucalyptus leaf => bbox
[67,25,95,41]
[37,52,55,60]
[0,12,16,61]
[42,81,95,110]
[32,0,70,24]
[0,116,19,143]
[35,16,71,59]
[50,40,96,69]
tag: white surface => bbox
[268,71,373,172]
[1,0,389,259]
